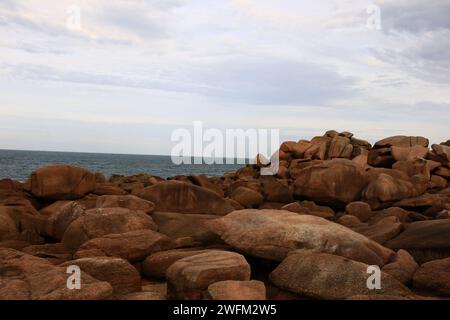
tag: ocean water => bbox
[0,149,247,182]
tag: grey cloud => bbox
[190,57,356,105]
[380,0,450,34]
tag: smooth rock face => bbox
[294,159,367,207]
[231,187,264,208]
[374,136,429,149]
[166,250,251,299]
[96,195,155,214]
[138,181,234,215]
[269,250,411,300]
[44,201,87,240]
[0,248,112,300]
[353,217,403,245]
[62,207,158,250]
[60,257,141,295]
[151,212,222,245]
[386,219,450,264]
[208,209,394,266]
[75,229,173,262]
[391,145,429,161]
[206,280,266,300]
[382,250,419,285]
[27,165,96,200]
[142,248,210,279]
[345,201,372,222]
[413,257,450,296]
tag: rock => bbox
[60,257,140,295]
[362,174,427,204]
[0,248,112,300]
[62,207,157,251]
[22,243,73,265]
[431,144,450,165]
[393,193,449,210]
[43,201,89,240]
[294,159,367,207]
[374,136,429,149]
[206,280,266,300]
[337,215,366,228]
[369,207,410,224]
[430,175,447,189]
[354,217,403,245]
[142,248,211,279]
[75,229,173,262]
[0,203,45,244]
[27,165,96,200]
[391,145,429,161]
[39,201,71,217]
[208,209,394,266]
[352,155,368,168]
[261,180,293,203]
[138,181,234,215]
[92,183,127,196]
[231,187,264,209]
[118,282,167,300]
[95,195,155,214]
[304,136,331,160]
[345,201,372,222]
[386,219,450,264]
[281,201,335,219]
[166,250,251,299]
[269,250,410,300]
[382,250,419,285]
[327,136,353,159]
[151,212,222,245]
[413,257,450,296]
[392,158,431,179]
[189,175,224,197]
[367,148,395,168]
[435,166,450,179]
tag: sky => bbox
[0,0,449,155]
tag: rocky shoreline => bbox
[0,130,449,300]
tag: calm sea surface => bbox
[0,149,247,182]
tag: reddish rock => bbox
[431,144,450,165]
[39,201,71,217]
[345,201,372,222]
[62,207,157,251]
[22,243,73,265]
[60,257,141,295]
[354,217,403,245]
[413,257,450,296]
[151,212,222,245]
[92,183,127,196]
[382,250,419,285]
[261,179,293,203]
[392,158,432,179]
[374,136,429,149]
[435,166,450,179]
[391,145,429,161]
[166,250,251,299]
[206,280,266,300]
[0,248,112,300]
[294,159,367,207]
[337,215,366,228]
[0,203,45,244]
[96,195,155,214]
[386,219,450,263]
[75,229,173,262]
[138,181,234,215]
[368,148,395,168]
[189,175,224,197]
[208,209,394,266]
[269,250,410,300]
[231,187,264,209]
[27,165,96,200]
[142,248,211,279]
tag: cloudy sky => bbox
[0,0,449,155]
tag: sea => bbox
[0,149,248,182]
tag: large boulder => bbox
[269,250,411,300]
[0,248,112,300]
[95,195,155,214]
[151,212,222,245]
[62,207,157,251]
[382,250,419,285]
[0,203,45,244]
[27,165,96,200]
[142,248,211,279]
[386,219,450,263]
[206,280,266,300]
[208,209,394,266]
[374,136,429,149]
[391,145,429,161]
[74,229,173,262]
[166,250,251,299]
[353,217,403,245]
[138,181,234,215]
[413,257,450,296]
[60,257,140,295]
[293,159,367,207]
[230,187,264,209]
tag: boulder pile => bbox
[0,131,449,300]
